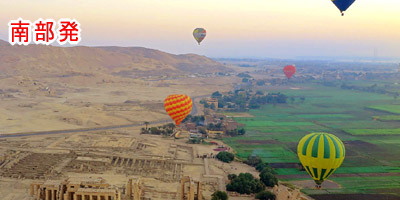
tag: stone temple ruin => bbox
[29,176,202,200]
[0,139,193,182]
[30,177,122,200]
[3,131,295,200]
[180,176,202,200]
[111,156,184,181]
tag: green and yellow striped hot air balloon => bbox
[297,132,345,186]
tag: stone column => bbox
[126,179,132,198]
[64,192,70,200]
[73,193,78,200]
[36,188,41,199]
[90,194,93,200]
[50,190,54,200]
[34,185,38,196]
[180,178,185,199]
[29,185,34,196]
[197,182,202,200]
[118,190,122,200]
[60,187,64,200]
[189,182,195,200]
[45,190,50,200]
[133,180,141,200]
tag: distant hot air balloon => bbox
[283,65,296,79]
[297,132,345,187]
[193,28,206,45]
[164,94,193,125]
[331,0,356,16]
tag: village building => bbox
[223,120,239,131]
[205,98,219,109]
[184,122,197,131]
[207,130,224,138]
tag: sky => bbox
[1,0,400,59]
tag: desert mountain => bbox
[0,39,231,78]
[0,39,10,47]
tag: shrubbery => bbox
[259,169,278,187]
[245,155,262,167]
[216,152,235,163]
[226,173,265,194]
[211,191,228,200]
[255,191,276,200]
[245,155,278,187]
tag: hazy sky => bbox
[1,0,399,58]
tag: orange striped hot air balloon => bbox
[164,94,193,125]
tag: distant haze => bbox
[1,0,399,59]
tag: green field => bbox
[345,128,400,135]
[302,176,400,195]
[367,105,400,114]
[330,176,400,191]
[374,115,400,121]
[222,82,400,196]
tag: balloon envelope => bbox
[297,132,345,185]
[331,0,356,15]
[164,94,193,125]
[193,28,206,45]
[283,65,296,79]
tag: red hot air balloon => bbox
[283,65,296,79]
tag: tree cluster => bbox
[226,173,265,194]
[225,128,246,137]
[212,91,223,98]
[182,114,205,125]
[237,72,252,78]
[341,83,400,97]
[264,93,288,104]
[255,191,276,200]
[216,151,235,163]
[188,137,204,144]
[259,169,278,187]
[212,90,288,111]
[244,155,278,187]
[207,122,223,131]
[140,123,175,136]
[211,191,228,200]
[288,96,305,104]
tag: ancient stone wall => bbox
[1,152,75,179]
[273,184,311,200]
[112,156,184,182]
[29,177,124,200]
[179,176,202,200]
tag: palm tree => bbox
[166,123,176,130]
[144,121,150,130]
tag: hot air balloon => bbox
[193,28,206,45]
[297,132,345,187]
[164,94,193,126]
[331,0,356,16]
[283,65,296,79]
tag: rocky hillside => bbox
[0,40,231,78]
